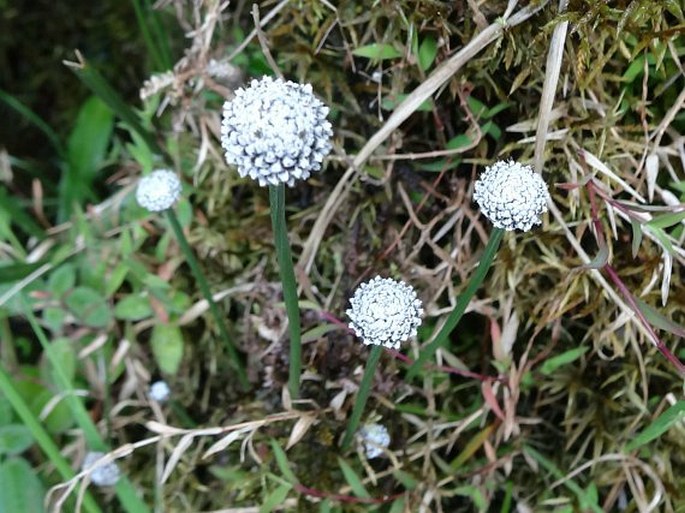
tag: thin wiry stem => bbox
[269,184,302,399]
[341,345,383,450]
[165,209,249,389]
[406,227,504,381]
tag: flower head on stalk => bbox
[135,169,181,212]
[220,76,333,187]
[358,423,390,459]
[473,160,549,232]
[346,276,423,350]
[82,451,120,487]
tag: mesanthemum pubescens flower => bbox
[220,76,333,187]
[135,169,181,212]
[346,276,423,350]
[473,160,549,231]
[358,423,390,459]
[82,451,120,487]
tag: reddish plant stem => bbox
[585,179,685,376]
[293,483,403,504]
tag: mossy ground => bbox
[1,0,684,511]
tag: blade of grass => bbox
[165,209,249,389]
[63,52,162,157]
[523,445,603,513]
[0,364,103,513]
[406,227,504,380]
[130,0,172,70]
[22,295,151,513]
[341,345,382,450]
[0,88,64,157]
[269,184,302,399]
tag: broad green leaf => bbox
[64,286,112,328]
[0,396,13,426]
[61,96,115,217]
[150,323,184,374]
[625,401,685,452]
[0,457,46,513]
[259,483,292,513]
[48,264,76,297]
[337,458,370,499]
[41,337,76,386]
[105,263,129,297]
[352,43,402,61]
[31,388,74,435]
[540,347,589,375]
[0,186,45,239]
[0,425,33,456]
[114,295,153,321]
[455,485,487,511]
[269,439,298,484]
[418,36,438,71]
[391,469,418,490]
[388,498,406,513]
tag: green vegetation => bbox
[1,0,684,511]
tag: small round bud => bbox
[135,169,181,212]
[346,276,423,350]
[358,423,390,459]
[82,451,120,487]
[473,160,549,232]
[221,76,333,187]
[149,380,171,403]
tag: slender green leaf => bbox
[646,210,685,230]
[352,43,402,60]
[269,439,298,484]
[625,401,685,451]
[523,446,603,513]
[633,297,685,337]
[540,347,589,375]
[337,457,371,499]
[259,483,292,513]
[0,89,63,156]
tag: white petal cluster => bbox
[82,451,121,487]
[149,380,171,403]
[473,160,549,232]
[347,276,423,350]
[221,76,333,187]
[135,169,181,212]
[358,423,390,459]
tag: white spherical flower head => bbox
[473,160,549,231]
[135,169,181,212]
[149,380,171,403]
[221,75,333,187]
[346,276,423,350]
[358,423,390,459]
[82,451,120,487]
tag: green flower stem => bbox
[268,184,302,399]
[22,296,150,513]
[165,209,249,390]
[0,363,103,513]
[406,227,505,381]
[341,345,383,450]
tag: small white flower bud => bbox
[346,276,423,350]
[473,160,549,232]
[358,423,390,459]
[135,169,181,212]
[82,451,120,487]
[149,380,171,403]
[221,76,333,187]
